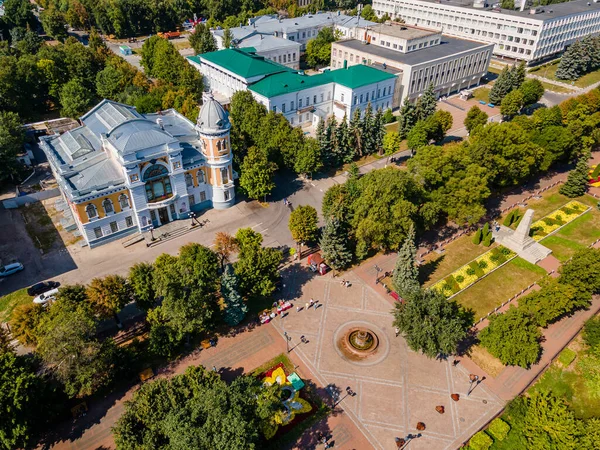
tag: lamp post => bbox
[149,226,155,241]
[374,264,382,284]
[189,211,198,226]
[283,331,291,353]
[467,374,479,396]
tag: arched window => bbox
[142,164,169,181]
[119,194,129,209]
[185,173,194,187]
[197,170,205,184]
[86,204,97,219]
[103,198,113,214]
[216,140,222,151]
[143,164,172,203]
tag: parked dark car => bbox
[27,281,60,297]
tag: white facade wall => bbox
[372,0,600,63]
[259,46,301,69]
[82,210,138,247]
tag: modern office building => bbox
[187,48,397,127]
[212,12,377,52]
[40,96,235,248]
[372,0,600,64]
[331,22,494,104]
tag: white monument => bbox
[493,209,552,264]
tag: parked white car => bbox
[0,262,24,277]
[33,288,59,304]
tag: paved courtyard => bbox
[274,266,504,450]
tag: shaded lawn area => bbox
[453,257,547,320]
[420,234,493,287]
[0,288,30,323]
[468,345,505,378]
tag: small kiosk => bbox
[307,252,329,275]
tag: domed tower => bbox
[196,92,235,209]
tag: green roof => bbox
[187,55,201,65]
[196,48,290,79]
[249,65,396,98]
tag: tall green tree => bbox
[398,97,417,138]
[240,146,277,201]
[221,264,247,326]
[40,9,69,42]
[464,105,488,134]
[59,79,95,118]
[294,137,323,176]
[305,27,337,68]
[416,83,437,121]
[189,24,217,55]
[392,224,420,298]
[479,307,541,368]
[383,131,401,156]
[128,262,156,311]
[0,111,25,182]
[489,66,514,105]
[392,288,471,357]
[223,28,234,48]
[519,79,545,106]
[319,218,353,272]
[559,154,590,198]
[335,117,354,163]
[86,275,132,325]
[500,89,524,118]
[289,205,319,252]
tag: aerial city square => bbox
[1,0,600,449]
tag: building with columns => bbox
[40,95,235,248]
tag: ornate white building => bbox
[40,94,235,248]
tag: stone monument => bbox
[493,209,552,264]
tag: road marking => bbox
[310,182,316,187]
[251,222,263,229]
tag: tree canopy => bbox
[305,27,337,68]
[288,205,319,244]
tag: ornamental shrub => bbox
[483,222,490,237]
[482,233,492,247]
[514,214,523,227]
[561,206,574,215]
[466,267,476,276]
[543,218,555,226]
[554,214,565,225]
[478,260,489,270]
[500,247,512,256]
[455,275,465,283]
[490,253,500,263]
[470,261,485,277]
[558,348,577,366]
[487,418,510,441]
[469,431,493,450]
[443,275,460,293]
[503,210,515,227]
[472,228,483,245]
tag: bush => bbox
[488,418,511,441]
[583,317,600,348]
[558,348,577,366]
[470,261,485,278]
[478,260,489,270]
[554,214,565,225]
[483,222,490,236]
[466,267,477,276]
[482,233,493,247]
[514,214,524,227]
[503,210,515,227]
[500,247,512,256]
[469,431,493,450]
[561,206,574,215]
[490,253,501,263]
[491,247,508,264]
[472,228,483,245]
[456,275,465,283]
[543,217,555,226]
[443,275,461,294]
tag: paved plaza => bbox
[274,266,504,450]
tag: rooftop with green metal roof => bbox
[192,48,290,79]
[249,65,396,98]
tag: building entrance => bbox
[158,207,170,224]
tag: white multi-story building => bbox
[187,48,397,127]
[331,22,494,104]
[372,0,600,64]
[40,96,236,248]
[212,12,377,52]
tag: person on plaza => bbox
[305,302,309,311]
[297,305,301,312]
[395,327,400,337]
[310,298,315,308]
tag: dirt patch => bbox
[20,199,81,253]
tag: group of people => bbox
[339,279,351,287]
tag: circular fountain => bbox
[339,326,379,359]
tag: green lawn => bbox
[453,257,547,320]
[472,87,490,103]
[487,66,503,75]
[384,122,398,134]
[420,234,493,287]
[530,60,600,89]
[0,288,31,323]
[539,81,575,94]
[542,210,600,261]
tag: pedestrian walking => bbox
[305,302,309,311]
[309,298,315,308]
[297,305,301,312]
[212,366,217,372]
[395,327,400,337]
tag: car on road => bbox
[0,262,24,277]
[27,281,61,297]
[33,288,59,304]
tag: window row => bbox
[185,170,206,188]
[85,194,130,220]
[93,216,134,239]
[272,91,333,113]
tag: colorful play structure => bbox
[589,165,600,187]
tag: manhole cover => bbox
[460,417,465,423]
[483,400,488,404]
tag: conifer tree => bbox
[323,117,337,167]
[556,40,587,80]
[221,264,247,326]
[336,116,354,163]
[489,66,513,104]
[361,103,375,154]
[510,62,526,90]
[416,83,437,121]
[560,154,590,198]
[320,218,353,272]
[392,224,420,298]
[398,97,417,138]
[373,108,386,155]
[316,118,325,147]
[349,108,363,156]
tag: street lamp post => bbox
[149,226,155,241]
[283,331,291,353]
[467,374,479,396]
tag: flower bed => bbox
[433,246,516,298]
[529,200,589,241]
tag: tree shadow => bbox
[418,255,444,285]
[278,264,317,302]
[217,366,245,383]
